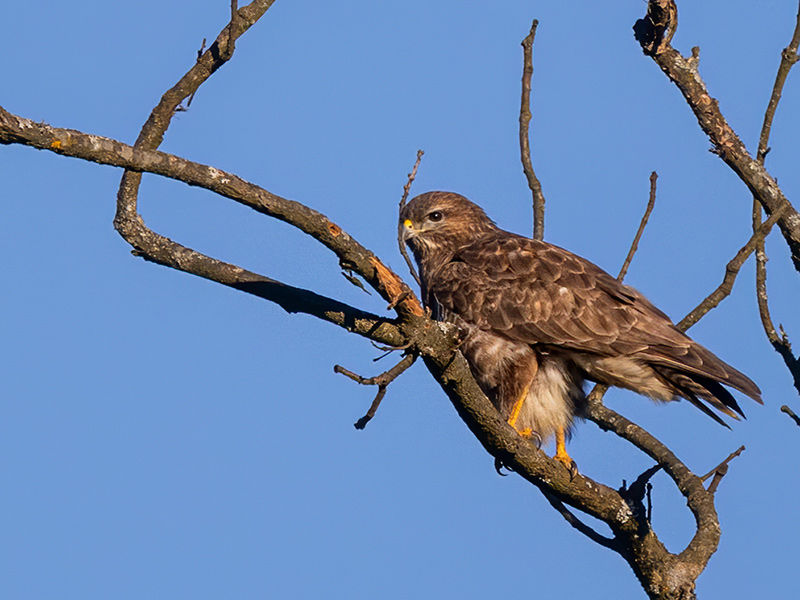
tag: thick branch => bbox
[110,0,418,323]
[586,398,717,592]
[635,0,800,272]
[0,107,423,327]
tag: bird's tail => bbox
[651,341,762,426]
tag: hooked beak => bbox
[400,219,416,243]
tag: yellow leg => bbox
[507,384,533,438]
[554,427,578,476]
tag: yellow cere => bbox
[403,219,413,229]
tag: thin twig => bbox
[619,464,661,529]
[519,19,546,241]
[587,184,658,404]
[222,1,241,59]
[781,405,800,427]
[753,212,800,392]
[700,445,745,494]
[177,39,208,112]
[677,204,787,332]
[618,171,657,281]
[539,489,621,552]
[340,268,372,295]
[756,2,800,163]
[752,2,800,395]
[398,150,424,287]
[625,464,662,505]
[334,354,417,429]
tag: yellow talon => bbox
[554,427,578,477]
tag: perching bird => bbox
[400,191,762,470]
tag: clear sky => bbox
[3,1,799,598]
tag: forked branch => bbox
[635,0,800,272]
[335,354,417,429]
[752,1,800,395]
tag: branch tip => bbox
[617,171,657,281]
[701,445,745,494]
[519,17,546,240]
[398,150,424,287]
[781,405,800,427]
[334,354,416,429]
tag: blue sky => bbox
[2,1,799,598]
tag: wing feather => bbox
[427,231,761,404]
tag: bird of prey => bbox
[400,191,762,470]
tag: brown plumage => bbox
[400,191,762,451]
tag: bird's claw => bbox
[494,455,515,476]
[554,451,579,480]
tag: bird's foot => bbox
[554,427,578,479]
[554,447,579,479]
[515,426,543,448]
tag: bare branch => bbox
[519,19,546,241]
[753,224,800,393]
[618,171,658,281]
[752,2,800,395]
[634,0,800,272]
[398,150,424,287]
[756,2,800,163]
[109,2,420,320]
[0,106,424,321]
[539,489,621,553]
[334,354,417,429]
[585,399,719,575]
[677,204,787,332]
[700,445,745,494]
[619,464,661,533]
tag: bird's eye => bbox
[428,211,443,222]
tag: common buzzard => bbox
[400,191,762,469]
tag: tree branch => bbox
[752,1,800,395]
[634,0,800,272]
[677,204,787,332]
[398,150,424,287]
[519,19,546,241]
[618,171,657,281]
[539,489,622,553]
[585,398,717,586]
[0,106,423,323]
[700,445,745,494]
[334,353,417,429]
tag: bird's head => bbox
[399,191,496,262]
